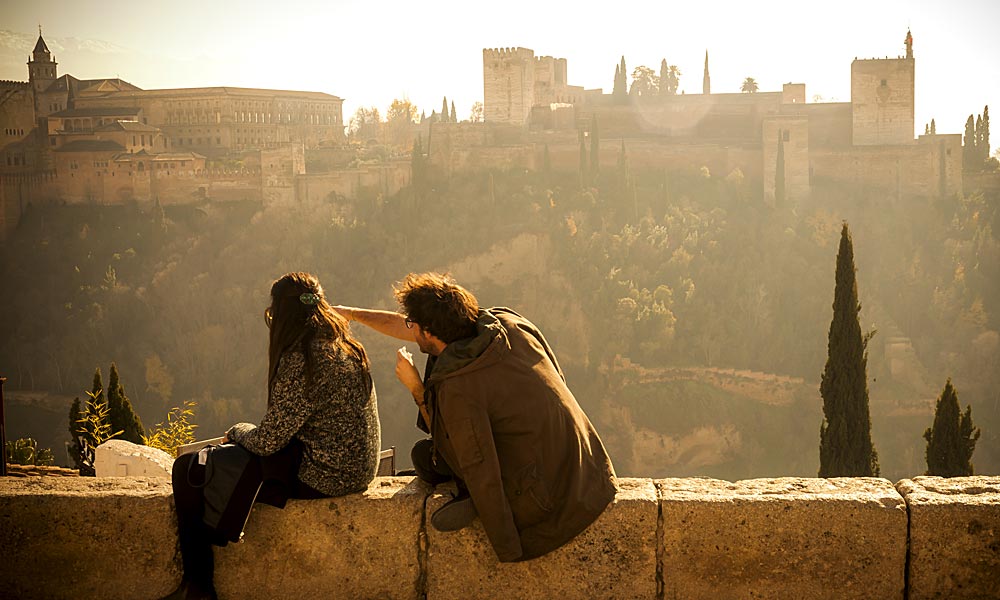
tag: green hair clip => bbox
[299,293,320,306]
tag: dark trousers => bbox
[410,438,467,494]
[171,442,326,589]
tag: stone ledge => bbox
[897,476,1000,600]
[0,476,998,599]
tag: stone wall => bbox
[1,475,997,599]
[851,58,915,146]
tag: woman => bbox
[164,272,380,600]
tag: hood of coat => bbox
[426,308,511,383]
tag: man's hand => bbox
[396,346,424,400]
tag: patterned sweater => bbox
[227,337,380,497]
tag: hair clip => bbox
[299,293,320,305]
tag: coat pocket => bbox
[507,461,553,529]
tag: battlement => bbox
[0,80,30,88]
[852,56,914,63]
[0,476,997,599]
[483,47,534,61]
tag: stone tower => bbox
[702,51,711,95]
[27,30,57,114]
[850,30,915,145]
[482,47,536,126]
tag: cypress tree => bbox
[930,118,936,135]
[612,64,622,97]
[542,143,551,178]
[964,114,977,170]
[819,223,880,477]
[106,363,145,444]
[442,97,449,123]
[976,114,984,163]
[590,114,600,185]
[924,379,980,476]
[579,130,588,187]
[924,124,929,135]
[68,397,85,471]
[982,105,990,162]
[659,59,669,96]
[775,130,786,208]
[91,367,104,407]
[450,101,457,123]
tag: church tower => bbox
[702,51,711,95]
[27,29,57,115]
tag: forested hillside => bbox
[2,164,997,480]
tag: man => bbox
[335,273,617,562]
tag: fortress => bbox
[426,30,961,209]
[0,29,972,240]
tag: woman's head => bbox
[266,272,367,392]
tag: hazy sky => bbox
[4,0,999,138]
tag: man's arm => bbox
[334,306,416,342]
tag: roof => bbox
[44,75,142,95]
[94,120,159,133]
[50,106,142,118]
[89,86,342,102]
[33,35,50,55]
[55,140,126,153]
[114,150,206,162]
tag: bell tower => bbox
[27,28,58,113]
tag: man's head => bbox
[394,272,479,353]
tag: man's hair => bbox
[394,272,479,343]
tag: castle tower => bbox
[850,30,915,145]
[702,51,711,95]
[483,47,536,126]
[27,29,57,105]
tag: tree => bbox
[659,62,681,95]
[924,378,980,476]
[107,362,145,444]
[386,98,418,147]
[930,118,936,135]
[819,223,880,477]
[450,101,457,123]
[470,101,484,123]
[612,64,623,98]
[964,114,977,171]
[441,96,450,123]
[741,77,759,93]
[982,105,991,162]
[613,57,628,102]
[67,397,85,470]
[579,129,588,187]
[630,66,658,97]
[348,106,381,141]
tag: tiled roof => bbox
[32,35,50,55]
[94,120,159,132]
[55,139,126,153]
[50,106,141,118]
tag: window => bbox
[783,131,790,142]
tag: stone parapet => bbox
[0,476,997,599]
[896,476,1000,600]
[658,477,907,599]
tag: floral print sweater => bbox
[227,337,380,497]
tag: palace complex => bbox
[0,29,972,240]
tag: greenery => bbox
[2,152,997,478]
[143,400,199,457]
[107,362,145,444]
[924,379,980,476]
[75,391,123,476]
[5,437,54,466]
[819,223,880,477]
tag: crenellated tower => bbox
[851,29,915,145]
[482,47,536,126]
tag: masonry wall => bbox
[483,48,536,126]
[0,475,996,600]
[851,58,915,146]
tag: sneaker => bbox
[431,492,477,532]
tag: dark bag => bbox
[187,443,263,546]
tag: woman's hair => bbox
[267,272,368,397]
[393,272,479,343]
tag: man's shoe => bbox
[431,492,477,532]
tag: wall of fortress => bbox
[851,58,915,146]
[1,475,997,599]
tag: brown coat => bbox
[423,308,617,562]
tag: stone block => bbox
[0,477,180,600]
[213,477,430,600]
[94,439,174,478]
[658,477,906,600]
[425,477,657,599]
[897,476,1000,600]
